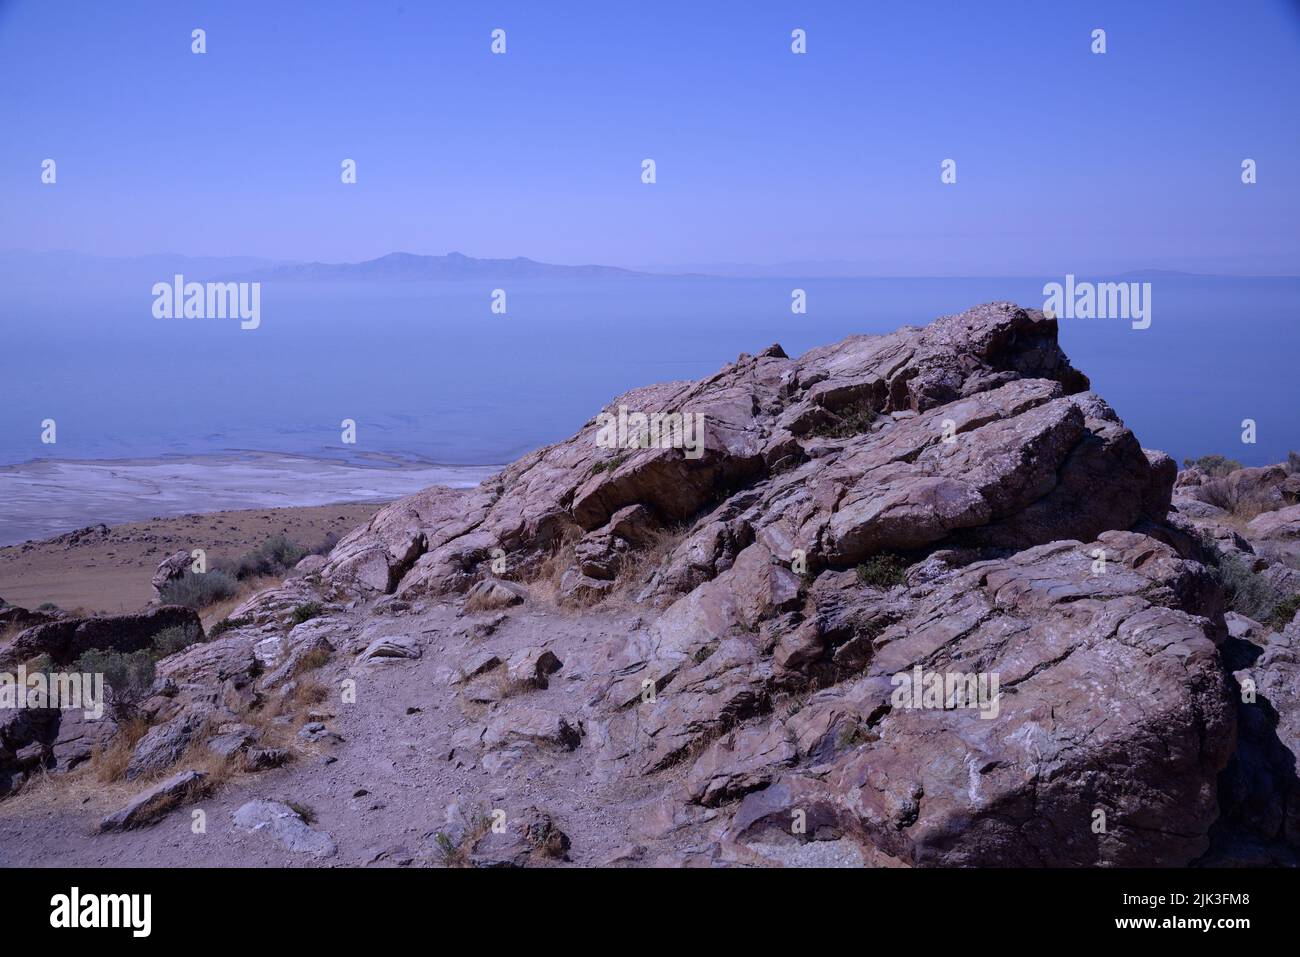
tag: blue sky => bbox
[1,0,1297,274]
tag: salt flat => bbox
[0,453,498,547]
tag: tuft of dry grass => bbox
[175,739,237,790]
[292,646,333,677]
[285,676,329,716]
[600,523,689,609]
[433,805,494,867]
[91,716,150,784]
[517,524,583,607]
[1196,476,1278,527]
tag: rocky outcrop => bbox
[24,302,1298,870]
[313,303,1172,605]
[150,550,192,600]
[725,533,1234,866]
[0,602,61,634]
[1168,455,1300,865]
[0,605,203,668]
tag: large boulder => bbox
[1245,504,1300,568]
[150,550,192,600]
[725,533,1235,866]
[315,303,1173,608]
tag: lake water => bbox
[3,275,1297,469]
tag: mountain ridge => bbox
[236,251,657,281]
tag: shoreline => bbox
[0,451,499,547]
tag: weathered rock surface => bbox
[232,800,337,858]
[100,770,209,831]
[316,304,1171,609]
[150,550,192,599]
[1246,504,1300,567]
[126,707,211,780]
[468,807,571,867]
[358,635,421,664]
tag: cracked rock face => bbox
[311,303,1172,604]
[751,533,1235,866]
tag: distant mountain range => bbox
[1,250,1288,283]
[237,251,652,281]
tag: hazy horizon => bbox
[3,1,1298,274]
[2,247,1297,280]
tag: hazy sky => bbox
[2,0,1298,274]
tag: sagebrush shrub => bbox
[159,569,238,608]
[856,553,909,589]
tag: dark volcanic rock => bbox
[0,605,203,668]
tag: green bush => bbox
[1183,454,1242,478]
[590,452,629,476]
[151,623,203,658]
[215,535,309,581]
[158,569,239,609]
[209,615,253,638]
[290,602,324,625]
[75,648,156,699]
[856,553,909,589]
[1211,552,1294,625]
[813,402,877,439]
[72,620,205,700]
[1271,594,1300,630]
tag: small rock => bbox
[243,747,290,772]
[506,647,564,689]
[232,800,337,858]
[464,578,529,612]
[458,651,502,682]
[358,635,422,663]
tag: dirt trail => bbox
[0,600,683,867]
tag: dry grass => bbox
[175,736,238,790]
[0,760,138,816]
[463,588,503,615]
[517,524,583,607]
[1196,478,1276,526]
[601,523,689,608]
[284,676,329,716]
[432,805,494,867]
[199,574,280,630]
[507,518,687,613]
[292,646,333,677]
[494,663,528,700]
[91,716,150,784]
